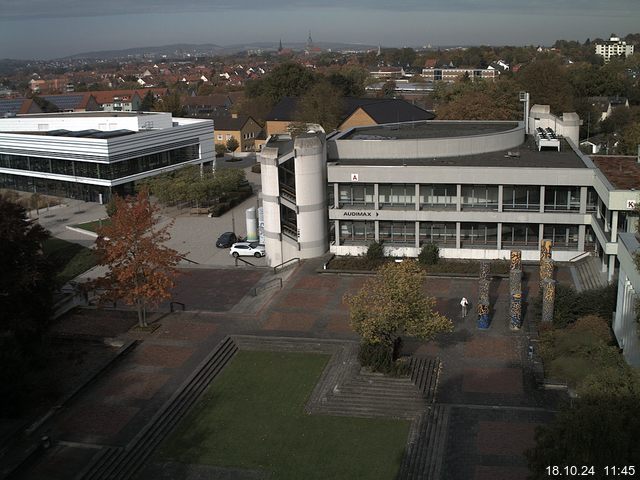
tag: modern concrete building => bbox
[613,232,640,367]
[421,66,496,83]
[0,111,214,202]
[258,106,640,287]
[595,34,634,63]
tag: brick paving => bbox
[10,260,573,480]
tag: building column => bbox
[334,220,340,246]
[608,254,616,282]
[578,224,586,251]
[498,185,503,213]
[538,224,545,247]
[415,221,420,248]
[497,223,502,250]
[456,184,462,212]
[539,186,545,213]
[333,183,339,209]
[579,186,587,214]
[374,183,379,210]
[375,221,379,242]
[415,184,420,211]
[456,222,461,249]
[611,211,619,242]
[601,253,607,273]
[596,198,602,219]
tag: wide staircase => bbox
[396,404,451,480]
[78,337,238,480]
[571,255,609,292]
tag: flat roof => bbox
[591,156,640,190]
[14,111,159,119]
[341,121,519,140]
[331,137,588,169]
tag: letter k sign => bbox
[351,173,359,182]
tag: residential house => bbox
[39,93,101,112]
[265,97,435,136]
[596,34,634,63]
[214,114,263,152]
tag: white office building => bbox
[595,34,635,63]
[0,112,214,202]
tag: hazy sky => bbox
[0,0,638,59]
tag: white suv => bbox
[229,242,266,258]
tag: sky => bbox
[0,0,638,60]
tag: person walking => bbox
[460,297,469,318]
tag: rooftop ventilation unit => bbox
[535,127,560,151]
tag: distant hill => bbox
[61,41,378,60]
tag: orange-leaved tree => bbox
[94,188,182,327]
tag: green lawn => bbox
[72,218,111,233]
[43,238,98,285]
[160,351,410,480]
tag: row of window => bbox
[332,184,598,212]
[0,145,199,181]
[337,221,594,250]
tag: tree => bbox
[618,122,640,155]
[381,80,396,98]
[246,62,317,104]
[157,90,185,116]
[139,90,156,111]
[517,57,575,113]
[215,143,227,157]
[435,78,522,120]
[94,189,182,327]
[295,80,345,131]
[0,196,54,413]
[344,261,453,348]
[526,369,640,477]
[226,136,240,153]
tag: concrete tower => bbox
[259,133,328,267]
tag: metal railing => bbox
[252,278,283,296]
[273,257,300,274]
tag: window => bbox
[460,223,497,247]
[461,185,498,210]
[543,224,579,249]
[419,222,456,245]
[419,184,456,209]
[502,224,539,247]
[544,187,580,212]
[338,184,374,208]
[378,184,415,208]
[217,134,223,140]
[502,186,540,211]
[379,221,415,244]
[586,187,598,212]
[339,221,375,245]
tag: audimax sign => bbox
[342,211,379,217]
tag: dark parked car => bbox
[216,232,237,248]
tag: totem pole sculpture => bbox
[509,250,523,330]
[539,240,556,323]
[477,261,491,329]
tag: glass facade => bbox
[419,222,456,245]
[0,173,110,202]
[419,184,456,209]
[460,223,498,247]
[543,224,579,249]
[379,221,415,244]
[0,145,199,181]
[339,221,375,245]
[502,223,539,247]
[544,186,581,212]
[378,184,415,209]
[461,185,498,210]
[502,186,540,211]
[338,183,375,208]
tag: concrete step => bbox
[397,405,451,480]
[80,336,238,480]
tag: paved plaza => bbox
[4,252,570,480]
[7,178,570,480]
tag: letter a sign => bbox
[351,173,359,182]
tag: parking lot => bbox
[35,165,267,272]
